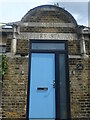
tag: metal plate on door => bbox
[37,87,48,91]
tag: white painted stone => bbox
[19,33,77,40]
[0,43,6,45]
[80,35,86,55]
[69,55,81,58]
[11,26,17,54]
[11,38,17,54]
[20,22,76,28]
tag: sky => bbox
[0,0,90,27]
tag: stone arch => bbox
[21,5,77,26]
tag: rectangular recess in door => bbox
[29,53,55,119]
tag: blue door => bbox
[29,53,55,119]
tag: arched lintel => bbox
[21,5,77,26]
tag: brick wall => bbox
[21,7,76,23]
[2,5,90,119]
[68,40,81,55]
[16,39,29,56]
[6,39,11,52]
[2,57,28,119]
[69,58,90,119]
[5,33,13,53]
[20,27,76,33]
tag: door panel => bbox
[59,54,67,119]
[56,54,67,119]
[29,53,55,119]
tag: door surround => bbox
[27,40,70,120]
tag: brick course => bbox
[20,27,76,33]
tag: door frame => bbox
[26,40,71,120]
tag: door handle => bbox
[53,80,55,88]
[51,80,55,88]
[37,87,48,91]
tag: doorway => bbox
[27,40,70,120]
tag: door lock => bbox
[50,80,55,88]
[53,80,55,88]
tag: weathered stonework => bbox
[1,5,90,119]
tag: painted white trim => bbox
[11,26,17,54]
[69,55,81,58]
[20,33,77,40]
[5,54,89,59]
[0,43,6,45]
[20,22,76,28]
[69,55,89,59]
